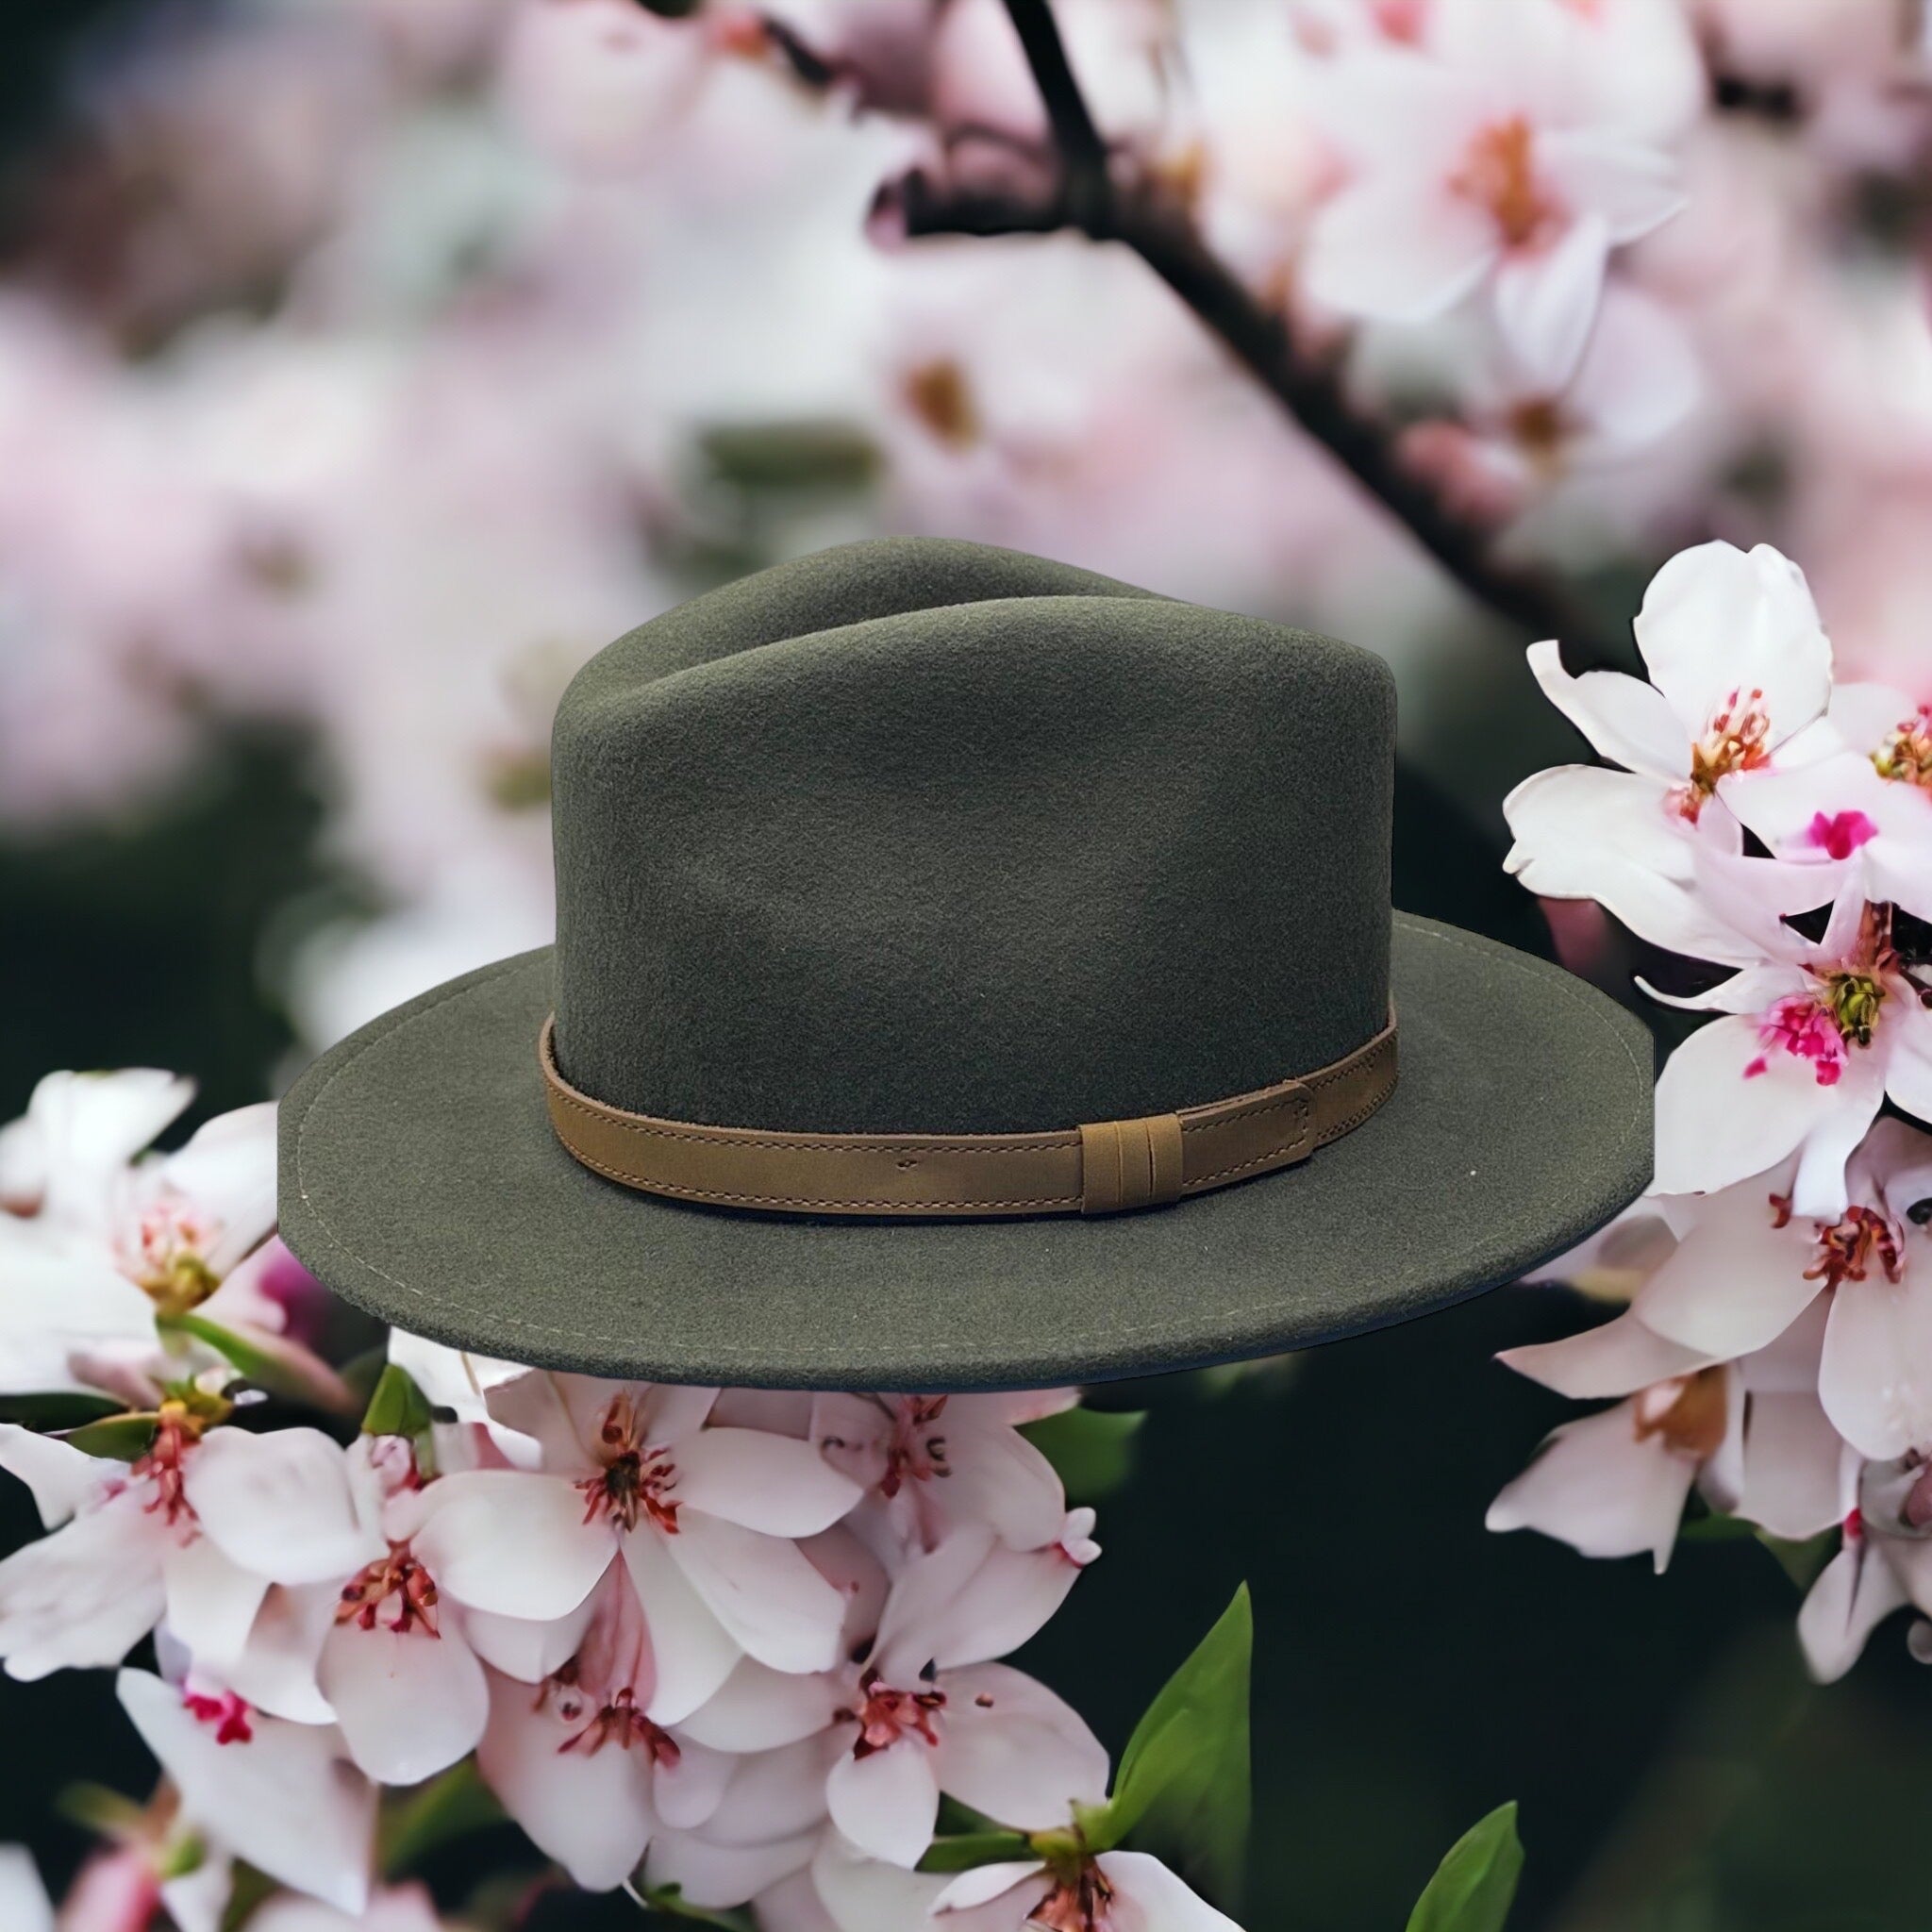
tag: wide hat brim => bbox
[277,912,1652,1391]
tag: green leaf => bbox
[1405,1803,1524,1932]
[1756,1526,1835,1591]
[624,1880,756,1927]
[1019,1408,1145,1505]
[0,1391,124,1431]
[917,1831,1036,1874]
[1679,1509,1835,1590]
[60,1413,158,1461]
[160,1311,356,1417]
[361,1363,436,1441]
[56,1781,150,1840]
[1081,1584,1252,1902]
[1677,1511,1758,1543]
[217,1862,278,1932]
[378,1759,505,1877]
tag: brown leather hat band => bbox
[539,1013,1397,1220]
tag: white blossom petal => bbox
[1633,542,1833,752]
[1523,642,1689,779]
[808,1842,950,1932]
[162,1536,269,1674]
[826,1740,940,1868]
[459,1596,598,1685]
[1799,1540,1907,1684]
[1632,1191,1820,1357]
[402,1471,614,1622]
[1303,178,1497,323]
[319,1621,489,1786]
[644,1823,820,1911]
[1503,767,1763,966]
[0,1503,167,1677]
[673,1429,862,1538]
[183,1429,381,1586]
[475,1666,655,1891]
[622,1526,743,1725]
[1491,212,1608,389]
[1097,1850,1246,1931]
[157,1105,278,1277]
[654,1736,734,1832]
[679,1657,841,1752]
[663,1513,845,1677]
[1652,1017,1848,1203]
[941,1421,1068,1551]
[0,1848,53,1932]
[1487,1400,1697,1572]
[0,1424,107,1527]
[1536,127,1684,242]
[1498,1309,1712,1401]
[118,1669,375,1915]
[933,1663,1108,1830]
[1735,1392,1843,1541]
[1819,1263,1932,1463]
[10,1069,192,1224]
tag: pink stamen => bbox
[1674,688,1773,822]
[1031,1863,1118,1932]
[1805,810,1879,861]
[1451,118,1558,250]
[1753,995,1846,1088]
[842,1668,947,1758]
[555,1684,681,1763]
[878,1395,950,1500]
[336,1541,441,1637]
[183,1690,254,1745]
[131,1412,201,1530]
[575,1393,680,1535]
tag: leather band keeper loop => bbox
[538,1010,1397,1221]
[1079,1113,1185,1215]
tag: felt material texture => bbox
[276,536,1655,1389]
[278,918,1652,1390]
[551,540,1391,1133]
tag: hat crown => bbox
[549,541,1394,1137]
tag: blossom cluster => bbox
[1487,536,1932,1680]
[0,1071,1239,1930]
[6,0,1932,1063]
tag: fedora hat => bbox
[278,538,1651,1391]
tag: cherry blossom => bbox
[1391,286,1702,526]
[810,1388,1076,1554]
[1796,1453,1932,1683]
[400,1374,863,1715]
[1717,681,1932,924]
[475,1567,733,1890]
[1628,1124,1932,1461]
[1299,0,1690,384]
[1504,541,1841,968]
[817,1531,1108,1866]
[1648,884,1932,1216]
[1489,1295,1843,1571]
[116,1667,376,1917]
[0,1073,328,1407]
[929,1848,1244,1931]
[0,1403,270,1680]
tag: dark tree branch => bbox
[1000,0,1108,205]
[900,0,1624,669]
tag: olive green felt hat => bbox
[277,538,1652,1391]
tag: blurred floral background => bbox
[4,0,1932,1927]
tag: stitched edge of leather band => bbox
[538,1011,1398,1220]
